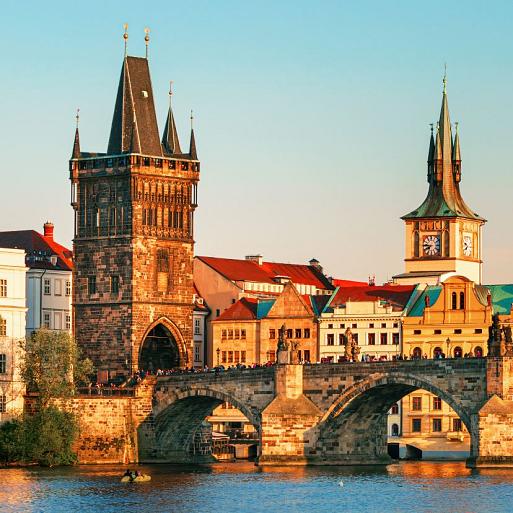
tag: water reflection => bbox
[1,462,513,513]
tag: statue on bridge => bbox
[277,324,290,364]
[487,314,513,357]
[343,328,360,362]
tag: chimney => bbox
[245,254,263,266]
[309,258,322,273]
[43,222,54,241]
[368,275,376,286]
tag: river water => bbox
[2,461,513,513]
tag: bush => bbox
[0,419,24,463]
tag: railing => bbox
[75,387,135,397]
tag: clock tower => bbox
[394,77,485,285]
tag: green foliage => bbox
[0,419,24,463]
[19,329,94,406]
[23,407,78,466]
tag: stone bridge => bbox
[135,357,513,468]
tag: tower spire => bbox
[427,123,435,183]
[189,109,197,160]
[144,27,150,59]
[72,108,81,159]
[123,23,128,57]
[162,80,182,155]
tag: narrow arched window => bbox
[451,292,457,310]
[459,292,465,310]
[413,231,419,258]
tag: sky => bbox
[1,0,512,284]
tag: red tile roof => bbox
[214,297,259,321]
[332,278,368,288]
[197,256,333,290]
[330,285,416,311]
[0,230,73,271]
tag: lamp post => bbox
[446,337,450,358]
[216,347,220,366]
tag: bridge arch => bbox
[316,372,476,463]
[152,386,262,462]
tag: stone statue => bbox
[504,324,513,357]
[343,328,359,362]
[277,324,288,353]
[290,340,300,365]
[488,314,503,357]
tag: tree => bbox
[19,329,94,407]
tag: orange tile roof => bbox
[214,297,260,321]
[197,256,333,290]
[330,285,416,311]
[332,278,368,287]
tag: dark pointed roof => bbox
[189,129,197,160]
[402,85,484,222]
[162,104,182,155]
[71,127,81,159]
[107,56,162,156]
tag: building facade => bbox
[0,248,27,422]
[0,222,72,337]
[193,287,209,368]
[70,46,199,378]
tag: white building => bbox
[0,222,73,337]
[193,286,209,368]
[0,248,27,421]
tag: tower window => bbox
[111,276,119,294]
[451,292,457,310]
[88,276,96,295]
[459,292,465,309]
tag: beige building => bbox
[0,248,27,422]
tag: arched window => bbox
[391,423,399,436]
[459,292,465,310]
[412,347,422,359]
[474,346,483,358]
[413,231,419,258]
[391,403,399,414]
[433,346,443,358]
[451,292,457,310]
[453,346,463,358]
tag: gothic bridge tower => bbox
[70,33,199,377]
[394,76,485,285]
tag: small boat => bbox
[121,473,151,483]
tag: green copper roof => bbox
[486,284,513,315]
[407,286,442,317]
[256,300,275,319]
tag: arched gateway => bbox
[139,320,187,371]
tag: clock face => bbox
[463,235,473,257]
[423,235,440,256]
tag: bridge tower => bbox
[70,32,199,378]
[395,75,486,285]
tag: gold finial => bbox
[75,108,80,129]
[443,63,447,94]
[190,109,194,130]
[144,27,150,59]
[123,23,129,56]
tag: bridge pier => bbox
[258,364,322,466]
[467,357,513,468]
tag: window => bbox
[0,394,5,413]
[453,418,462,432]
[381,323,386,329]
[353,334,358,344]
[228,351,233,364]
[194,318,201,335]
[241,351,246,363]
[393,323,398,328]
[0,354,6,373]
[412,347,422,359]
[433,397,442,410]
[111,275,119,294]
[392,333,399,345]
[352,323,357,329]
[412,418,422,432]
[474,346,483,357]
[339,333,345,345]
[234,351,240,363]
[194,345,200,362]
[268,350,276,363]
[328,324,333,329]
[432,418,442,432]
[475,329,483,334]
[234,329,240,339]
[0,279,6,297]
[303,350,310,362]
[228,329,233,339]
[54,312,62,330]
[412,396,422,411]
[0,318,6,337]
[216,309,220,317]
[368,323,374,328]
[88,276,96,295]
[66,315,71,330]
[221,329,227,339]
[327,334,335,346]
[44,278,51,295]
[43,312,50,329]
[451,292,457,310]
[434,329,442,335]
[55,279,62,296]
[380,333,388,345]
[368,333,376,345]
[453,346,463,358]
[269,329,276,339]
[221,351,227,363]
[391,403,399,414]
[414,329,421,335]
[241,329,246,340]
[391,423,399,436]
[65,280,71,296]
[295,329,302,339]
[286,329,293,339]
[340,324,345,329]
[304,328,310,339]
[459,292,465,309]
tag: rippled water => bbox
[2,461,513,513]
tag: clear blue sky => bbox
[1,0,512,284]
